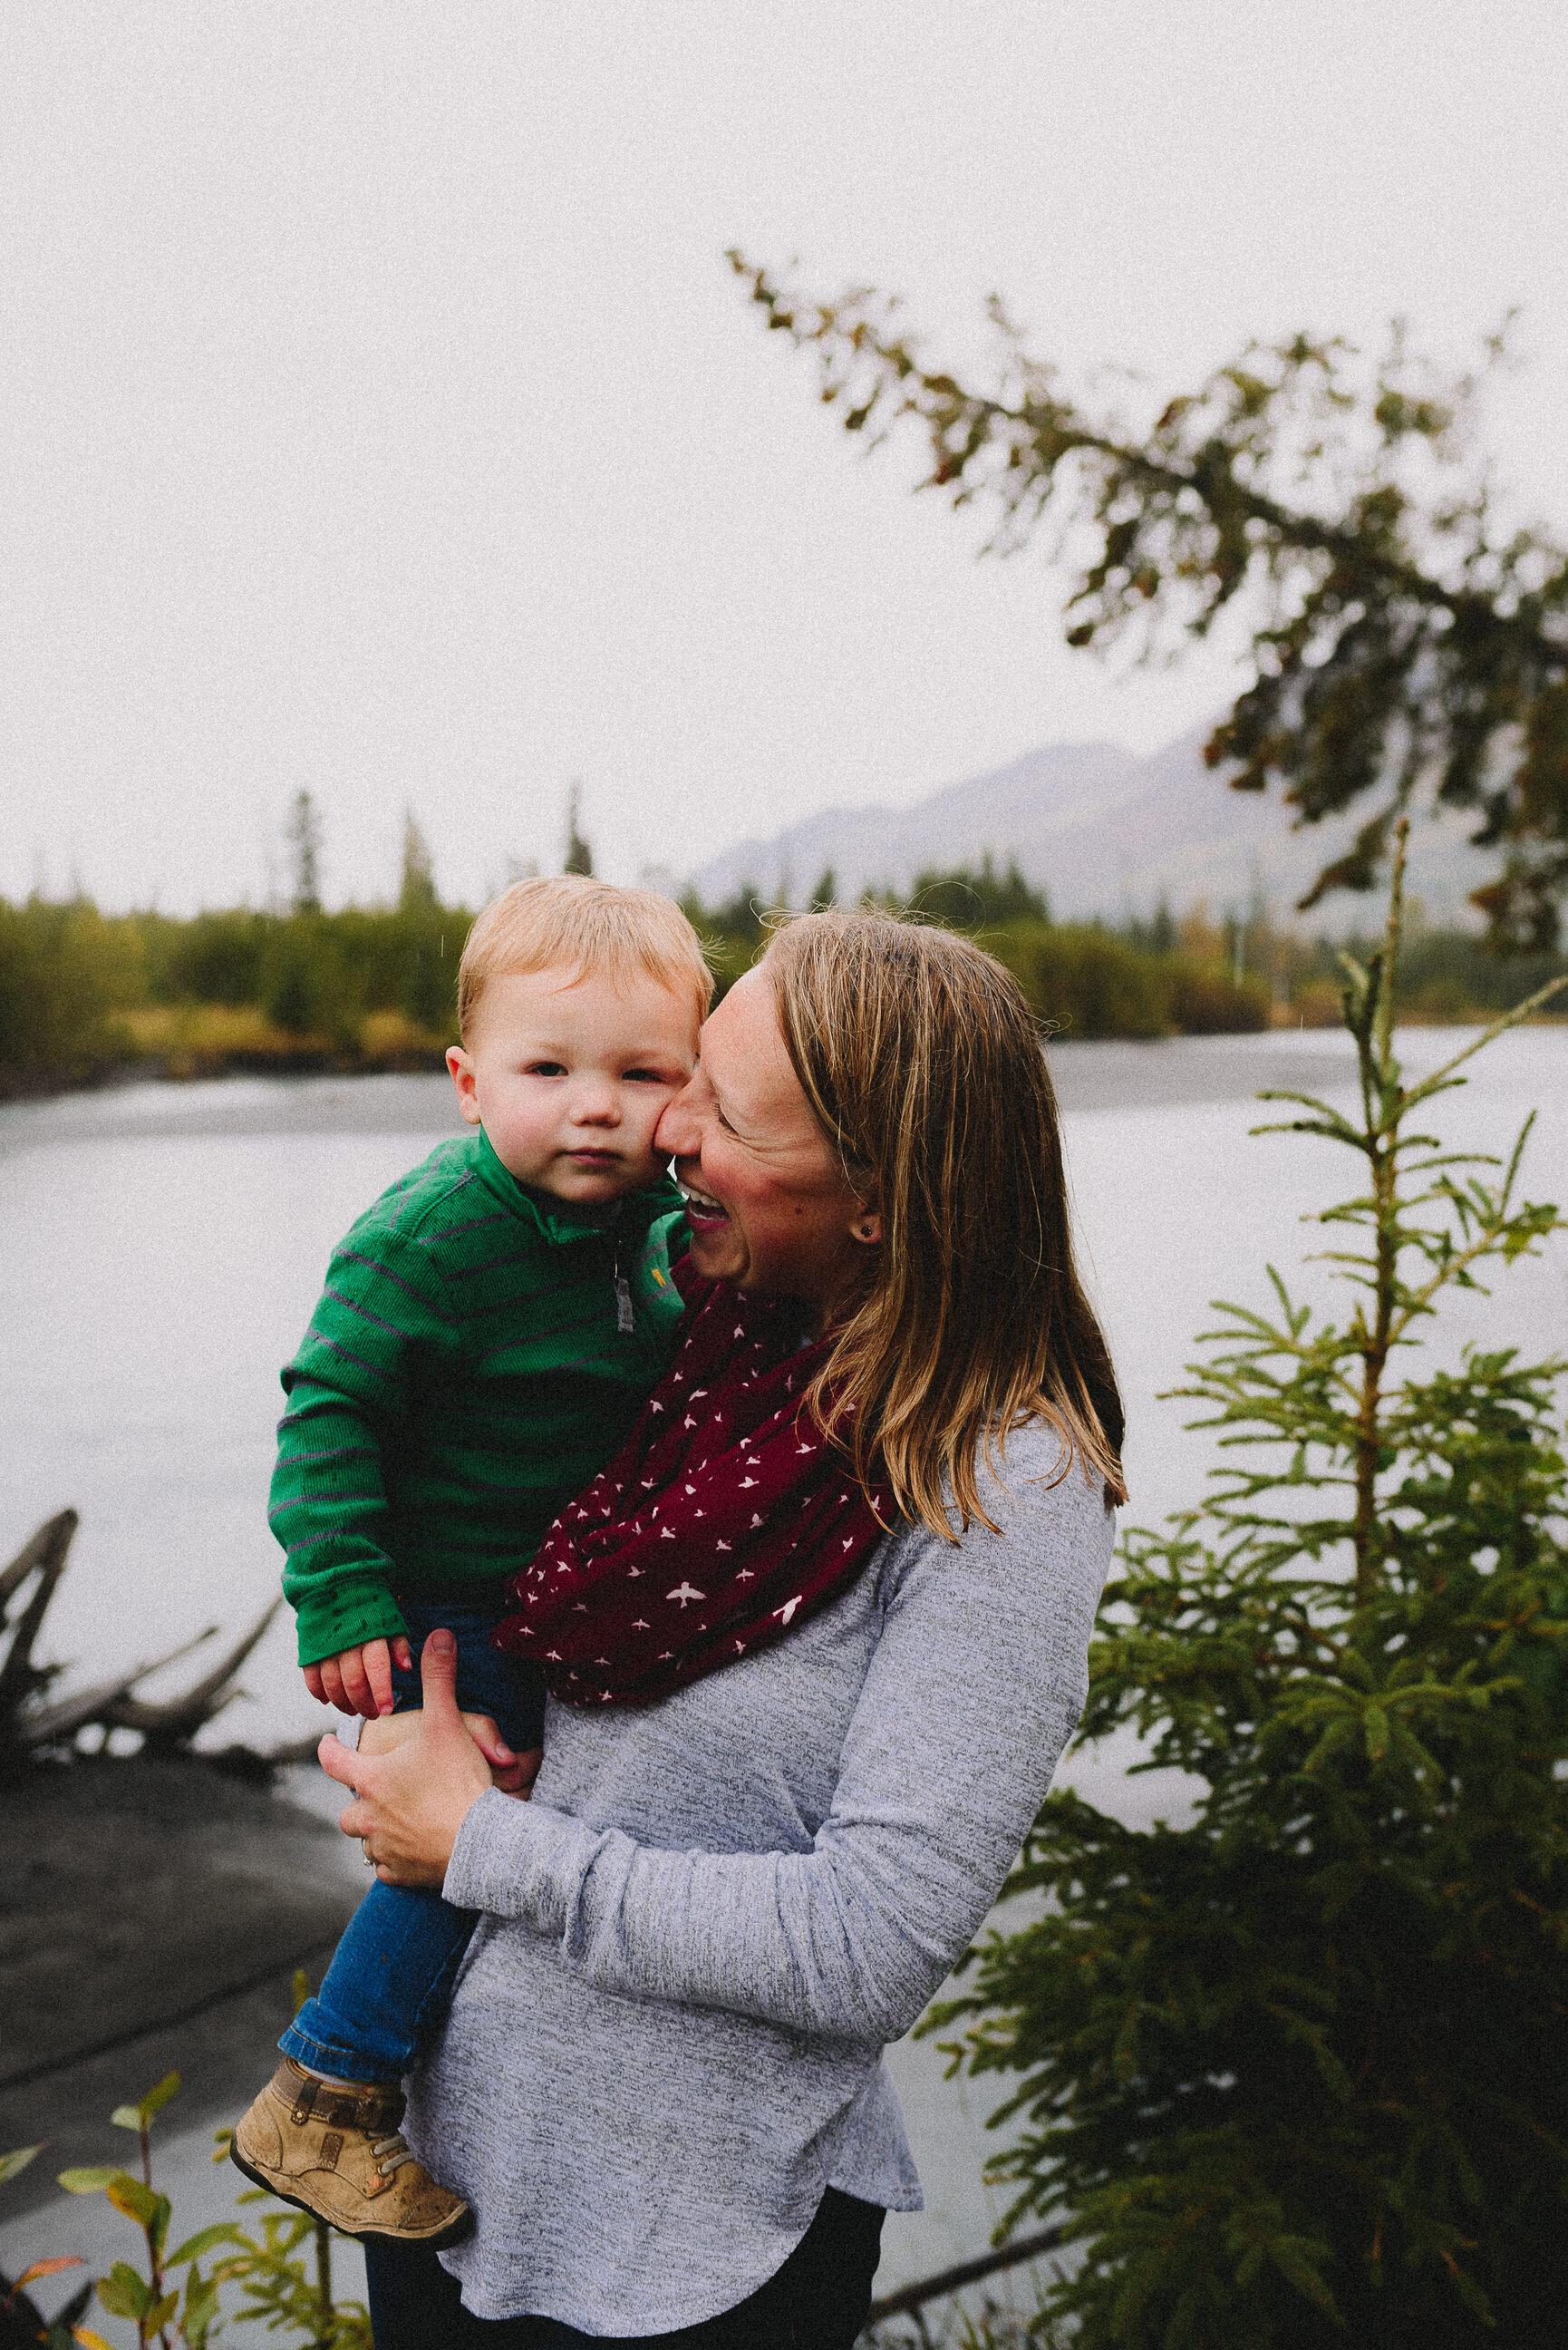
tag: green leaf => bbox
[182,2267,222,2346]
[167,2221,247,2265]
[96,2260,154,2320]
[57,2166,120,2195]
[0,2141,43,2184]
[109,2073,180,2134]
[103,2170,161,2227]
[138,2071,181,2123]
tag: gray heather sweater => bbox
[408,1423,1113,2335]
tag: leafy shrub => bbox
[1166,963,1271,1034]
[155,911,269,1008]
[259,919,361,1047]
[990,924,1172,1039]
[42,2046,371,2345]
[0,898,145,1088]
[388,911,457,1031]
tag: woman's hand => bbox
[316,1627,495,1887]
[358,1706,542,1798]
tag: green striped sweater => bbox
[270,1127,687,1666]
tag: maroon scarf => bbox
[493,1265,890,1706]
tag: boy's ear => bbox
[447,1046,482,1126]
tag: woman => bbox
[325,910,1125,2346]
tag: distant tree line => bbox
[2,825,1564,1095]
[0,801,462,1092]
[682,856,1568,1046]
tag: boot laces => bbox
[371,2132,416,2176]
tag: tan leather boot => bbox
[231,2058,473,2247]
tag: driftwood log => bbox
[0,1509,281,1763]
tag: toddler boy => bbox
[232,876,708,2245]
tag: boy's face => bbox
[447,965,698,1205]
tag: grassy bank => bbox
[0,898,458,1095]
[2,873,1564,1098]
[111,1004,450,1083]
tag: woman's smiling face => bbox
[655,967,879,1334]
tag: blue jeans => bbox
[280,1598,546,2085]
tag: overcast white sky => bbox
[4,1,1565,913]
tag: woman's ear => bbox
[850,1189,882,1248]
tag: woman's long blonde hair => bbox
[764,909,1126,1537]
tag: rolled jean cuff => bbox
[276,2018,402,2087]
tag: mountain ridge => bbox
[688,723,1491,927]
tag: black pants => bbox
[363,2188,885,2349]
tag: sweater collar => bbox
[469,1124,679,1245]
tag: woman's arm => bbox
[446,1451,1111,2048]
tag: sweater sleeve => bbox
[272,1221,459,1667]
[443,1456,1112,2047]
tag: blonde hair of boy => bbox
[457,877,713,1043]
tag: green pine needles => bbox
[932,828,1568,2345]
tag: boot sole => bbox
[228,2141,476,2250]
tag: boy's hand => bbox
[469,1729,542,1798]
[303,1636,413,1718]
[359,1708,541,1799]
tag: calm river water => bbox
[3,1026,1564,2309]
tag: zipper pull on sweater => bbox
[614,1253,635,1334]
